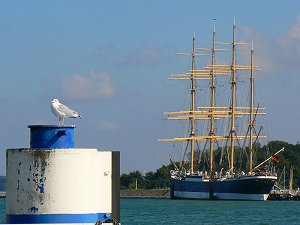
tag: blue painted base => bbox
[6,212,111,224]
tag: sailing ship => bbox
[159,21,284,201]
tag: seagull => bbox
[51,99,82,125]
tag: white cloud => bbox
[61,71,115,100]
[240,15,300,74]
[97,121,119,132]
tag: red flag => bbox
[271,154,279,163]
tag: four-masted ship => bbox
[159,21,284,201]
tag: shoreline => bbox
[120,189,170,199]
[0,190,171,199]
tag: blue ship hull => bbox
[171,175,276,201]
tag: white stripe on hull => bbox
[174,191,269,201]
[213,193,269,201]
[174,191,209,199]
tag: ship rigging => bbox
[159,20,284,200]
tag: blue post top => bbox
[28,125,75,149]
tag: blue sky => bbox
[0,1,300,175]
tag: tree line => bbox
[121,140,300,189]
[120,165,172,190]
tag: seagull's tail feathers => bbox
[71,112,82,119]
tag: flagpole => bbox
[251,147,285,172]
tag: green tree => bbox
[120,170,145,189]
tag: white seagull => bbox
[51,99,82,125]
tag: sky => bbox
[0,0,300,175]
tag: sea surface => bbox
[0,198,300,225]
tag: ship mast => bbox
[159,34,209,174]
[209,21,216,177]
[230,20,237,172]
[190,33,197,174]
[173,34,207,174]
[249,42,254,171]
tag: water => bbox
[1,198,299,224]
[121,199,300,224]
[0,198,4,223]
